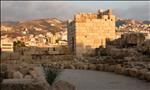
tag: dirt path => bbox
[59,69,150,90]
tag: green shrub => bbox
[43,67,61,85]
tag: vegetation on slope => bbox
[43,66,61,85]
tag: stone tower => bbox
[68,9,116,57]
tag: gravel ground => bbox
[59,69,150,90]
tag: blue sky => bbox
[1,1,150,21]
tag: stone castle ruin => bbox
[68,9,116,57]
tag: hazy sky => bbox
[1,1,150,21]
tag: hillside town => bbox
[116,19,150,39]
[1,16,150,55]
[1,18,68,55]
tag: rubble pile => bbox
[137,40,150,55]
[109,33,146,48]
[0,63,76,90]
[94,33,150,81]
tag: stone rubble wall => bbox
[0,63,76,90]
[42,60,150,82]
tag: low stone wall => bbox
[1,79,76,90]
[0,63,76,90]
[43,62,150,82]
[1,79,50,90]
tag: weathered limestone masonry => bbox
[68,9,116,57]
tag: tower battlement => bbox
[74,9,115,23]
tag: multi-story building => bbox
[68,9,116,57]
[1,38,14,52]
[1,25,12,32]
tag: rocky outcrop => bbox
[52,80,76,90]
[13,71,23,79]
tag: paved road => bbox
[59,69,150,90]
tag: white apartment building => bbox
[1,38,14,52]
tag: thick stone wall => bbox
[68,9,116,57]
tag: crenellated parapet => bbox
[74,9,115,23]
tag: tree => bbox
[13,40,25,47]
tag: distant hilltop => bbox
[143,20,150,24]
[1,17,149,33]
[2,18,149,27]
[1,18,67,35]
[116,19,150,27]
